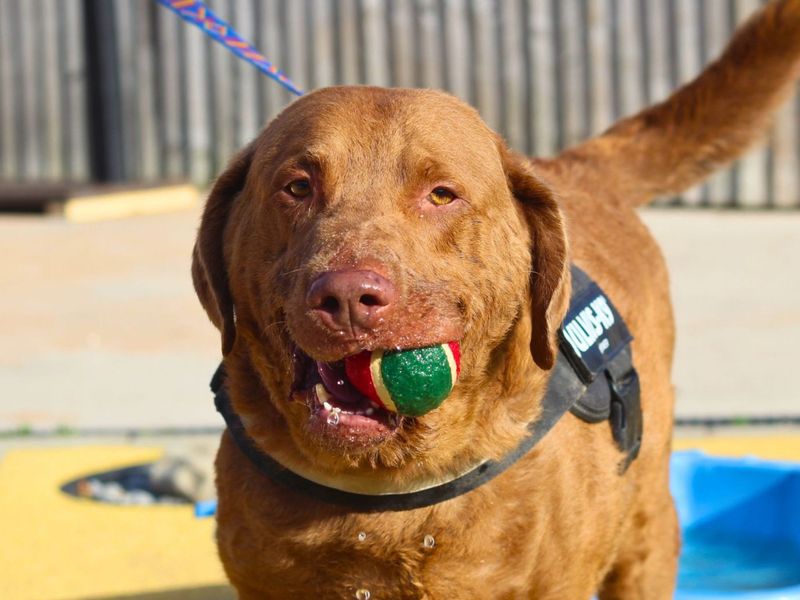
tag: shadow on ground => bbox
[74,585,236,600]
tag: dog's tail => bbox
[554,0,800,206]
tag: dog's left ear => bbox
[502,148,570,370]
[192,144,255,356]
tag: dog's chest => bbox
[217,485,571,599]
[218,519,423,597]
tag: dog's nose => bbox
[306,270,396,334]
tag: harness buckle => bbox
[607,368,642,474]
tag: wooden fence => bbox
[0,0,798,207]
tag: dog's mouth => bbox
[291,347,400,441]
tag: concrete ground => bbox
[0,206,798,432]
[0,208,220,431]
[640,209,800,419]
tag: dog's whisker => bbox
[278,266,309,279]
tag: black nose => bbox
[306,270,396,334]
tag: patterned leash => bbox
[156,0,303,96]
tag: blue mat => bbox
[672,451,800,599]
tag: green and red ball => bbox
[344,342,461,417]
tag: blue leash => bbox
[156,0,303,96]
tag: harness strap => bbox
[560,266,642,472]
[212,363,577,512]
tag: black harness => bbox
[211,265,642,512]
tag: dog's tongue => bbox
[316,360,363,404]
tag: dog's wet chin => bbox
[297,385,399,445]
[290,346,402,447]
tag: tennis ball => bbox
[344,342,461,417]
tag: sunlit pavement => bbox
[2,208,798,432]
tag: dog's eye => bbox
[428,187,456,206]
[286,179,312,198]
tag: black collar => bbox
[211,265,642,512]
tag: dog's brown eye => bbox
[286,179,312,198]
[429,187,456,206]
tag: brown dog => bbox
[192,2,800,598]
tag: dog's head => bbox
[193,87,569,474]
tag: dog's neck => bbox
[212,365,564,511]
[217,324,554,500]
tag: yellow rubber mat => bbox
[674,435,800,462]
[0,446,232,600]
[1,437,798,599]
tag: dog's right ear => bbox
[192,145,255,356]
[500,147,570,371]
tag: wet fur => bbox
[192,2,800,598]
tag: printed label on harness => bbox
[562,295,615,355]
[558,282,632,384]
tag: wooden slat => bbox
[258,0,293,128]
[160,1,185,180]
[231,0,259,149]
[531,0,557,156]
[498,0,525,151]
[0,0,16,179]
[645,0,671,107]
[586,0,613,137]
[549,0,566,150]
[135,2,159,181]
[63,0,89,181]
[17,0,39,178]
[183,12,212,184]
[386,0,414,88]
[361,0,389,87]
[469,0,500,131]
[772,96,799,208]
[517,0,535,154]
[39,1,61,180]
[208,2,236,176]
[735,0,769,208]
[615,0,644,117]
[309,0,336,89]
[284,0,309,91]
[415,0,443,90]
[114,0,138,181]
[29,0,48,179]
[442,0,470,104]
[673,0,703,207]
[559,0,586,145]
[335,0,361,85]
[701,0,732,207]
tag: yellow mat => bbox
[1,437,798,599]
[674,435,800,462]
[0,446,232,600]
